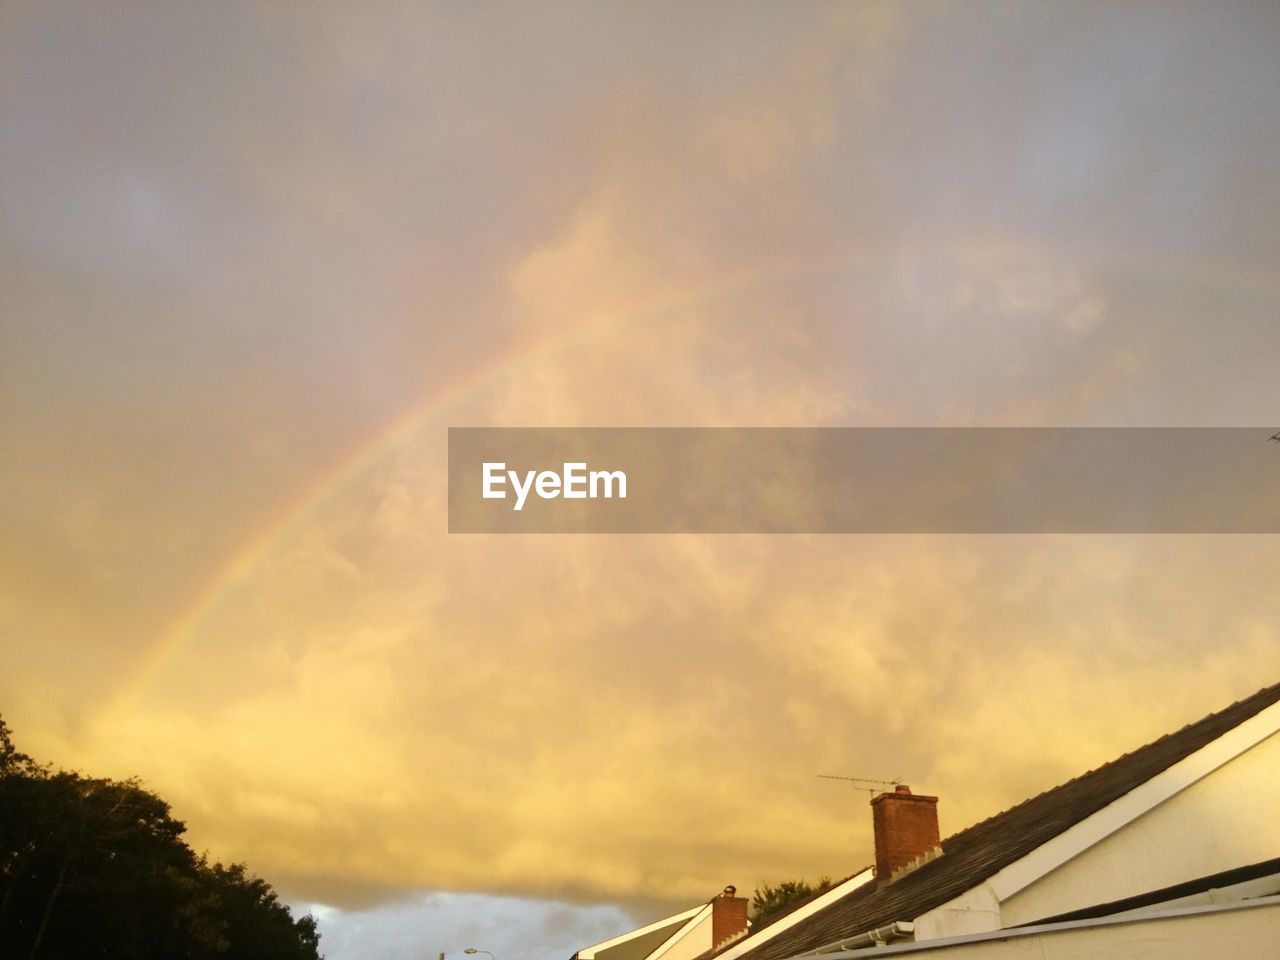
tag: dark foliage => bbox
[749,877,834,924]
[0,716,322,959]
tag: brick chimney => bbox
[711,885,749,948]
[871,785,940,881]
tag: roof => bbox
[730,680,1280,960]
[579,913,698,960]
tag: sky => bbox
[2,1,1280,957]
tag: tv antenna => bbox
[817,774,905,799]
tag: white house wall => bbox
[649,911,713,960]
[912,713,1280,942]
[999,730,1280,927]
[856,899,1280,960]
[910,884,1002,940]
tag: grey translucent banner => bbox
[448,428,1280,533]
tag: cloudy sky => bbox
[3,2,1279,957]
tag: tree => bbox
[0,715,323,959]
[750,877,833,924]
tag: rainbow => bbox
[92,239,1267,748]
[86,251,853,749]
[87,326,597,751]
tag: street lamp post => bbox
[465,949,495,960]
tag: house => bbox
[703,680,1280,960]
[840,855,1280,959]
[574,886,751,960]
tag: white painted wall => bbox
[912,714,1280,942]
[649,910,712,960]
[862,900,1280,960]
[1000,730,1280,927]
[910,884,1001,940]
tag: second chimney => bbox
[711,886,749,948]
[871,785,940,881]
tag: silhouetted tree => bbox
[0,716,322,959]
[750,877,833,924]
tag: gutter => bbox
[792,921,915,956]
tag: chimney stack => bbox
[871,785,940,881]
[711,885,749,948]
